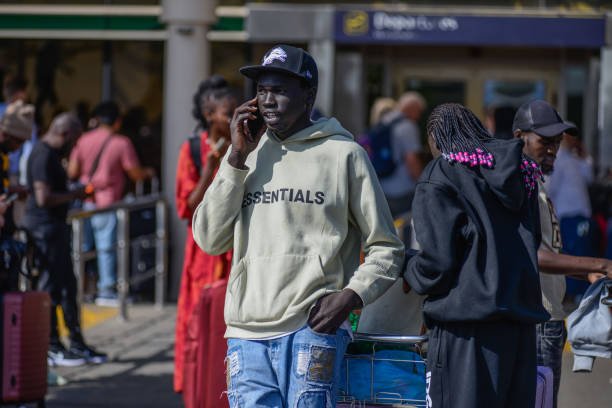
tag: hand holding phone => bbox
[246,108,265,142]
[229,98,266,169]
[2,193,19,206]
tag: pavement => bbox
[40,304,612,408]
[559,350,612,408]
[46,304,182,408]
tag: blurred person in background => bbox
[357,97,396,160]
[0,101,34,292]
[512,100,611,407]
[0,101,33,232]
[24,112,107,366]
[0,76,37,187]
[546,125,595,302]
[379,92,426,216]
[68,101,155,306]
[173,75,235,393]
[0,101,33,292]
[370,97,396,127]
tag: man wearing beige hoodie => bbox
[193,45,404,407]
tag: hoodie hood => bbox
[267,117,354,144]
[478,138,526,212]
[407,137,548,325]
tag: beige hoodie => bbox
[193,117,404,339]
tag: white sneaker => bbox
[48,346,87,367]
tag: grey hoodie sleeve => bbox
[345,147,405,306]
[192,159,248,255]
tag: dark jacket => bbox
[404,138,550,325]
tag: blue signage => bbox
[335,10,605,48]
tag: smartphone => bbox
[247,108,265,141]
[213,137,227,152]
[3,193,18,205]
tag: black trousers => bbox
[29,221,84,346]
[426,320,537,408]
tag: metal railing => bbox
[69,181,168,321]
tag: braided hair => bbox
[427,103,543,196]
[191,75,235,132]
[427,103,495,168]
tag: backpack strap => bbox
[189,134,202,174]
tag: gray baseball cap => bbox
[512,100,576,137]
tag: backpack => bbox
[188,134,202,174]
[366,117,402,179]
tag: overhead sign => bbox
[336,10,605,48]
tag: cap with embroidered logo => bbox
[512,100,576,138]
[240,45,318,88]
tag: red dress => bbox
[174,131,232,393]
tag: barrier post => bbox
[116,208,131,321]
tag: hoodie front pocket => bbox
[226,254,326,325]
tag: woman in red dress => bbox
[174,76,236,393]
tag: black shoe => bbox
[69,343,108,364]
[48,344,87,367]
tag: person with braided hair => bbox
[403,103,549,407]
[173,75,237,394]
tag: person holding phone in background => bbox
[24,112,108,367]
[0,101,34,292]
[173,76,236,393]
[193,45,404,407]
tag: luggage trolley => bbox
[338,333,428,408]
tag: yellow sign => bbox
[344,11,369,36]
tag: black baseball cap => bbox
[240,45,318,88]
[512,100,577,138]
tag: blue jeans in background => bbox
[225,325,350,408]
[83,203,118,297]
[536,320,567,408]
[560,216,594,297]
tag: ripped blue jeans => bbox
[225,326,350,408]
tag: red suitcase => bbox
[1,291,50,406]
[182,280,228,408]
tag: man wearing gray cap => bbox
[0,100,34,235]
[513,100,612,407]
[193,45,403,407]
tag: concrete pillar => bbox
[583,57,600,158]
[160,0,217,299]
[598,46,612,171]
[308,39,335,117]
[334,52,365,136]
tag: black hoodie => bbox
[404,138,550,325]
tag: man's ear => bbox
[513,130,522,139]
[306,87,317,108]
